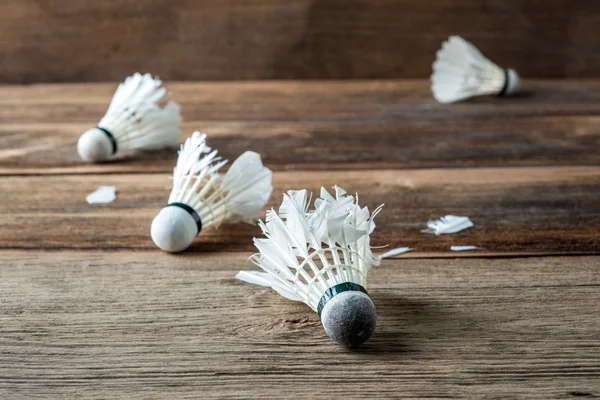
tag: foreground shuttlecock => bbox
[151,132,273,253]
[237,186,382,347]
[78,72,181,162]
[431,36,520,103]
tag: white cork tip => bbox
[150,206,198,253]
[505,69,520,96]
[77,128,114,162]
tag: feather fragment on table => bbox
[379,247,413,259]
[422,215,473,235]
[86,186,117,204]
[450,246,480,252]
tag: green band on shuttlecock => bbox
[96,126,118,154]
[317,282,368,319]
[167,202,203,234]
[498,69,510,97]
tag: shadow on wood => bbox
[357,292,468,356]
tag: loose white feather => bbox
[450,245,480,252]
[379,247,413,259]
[422,215,474,235]
[86,186,117,204]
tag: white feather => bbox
[236,271,302,302]
[450,245,480,252]
[279,190,320,252]
[86,186,117,204]
[379,247,413,259]
[222,151,273,222]
[422,215,474,235]
[237,186,382,311]
[431,36,519,103]
[98,72,181,151]
[166,132,272,228]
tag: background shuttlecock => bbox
[431,36,520,103]
[237,186,383,347]
[77,72,182,162]
[151,132,273,253]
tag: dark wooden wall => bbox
[0,0,599,83]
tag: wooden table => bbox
[1,80,599,399]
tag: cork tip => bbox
[77,128,113,162]
[320,290,377,347]
[150,206,198,253]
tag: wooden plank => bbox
[1,1,600,82]
[1,80,600,174]
[4,80,600,123]
[1,167,598,254]
[0,251,598,399]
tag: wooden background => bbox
[1,0,600,82]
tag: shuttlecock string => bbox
[165,202,203,233]
[95,127,118,154]
[317,282,368,317]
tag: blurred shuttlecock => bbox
[78,72,181,162]
[431,36,520,103]
[237,186,382,347]
[151,132,273,253]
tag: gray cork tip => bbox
[320,290,377,347]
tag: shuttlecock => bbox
[77,72,182,162]
[237,186,383,347]
[431,36,520,103]
[151,132,273,253]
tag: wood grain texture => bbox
[0,251,598,399]
[2,78,599,398]
[1,80,600,174]
[1,1,600,82]
[1,166,598,254]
